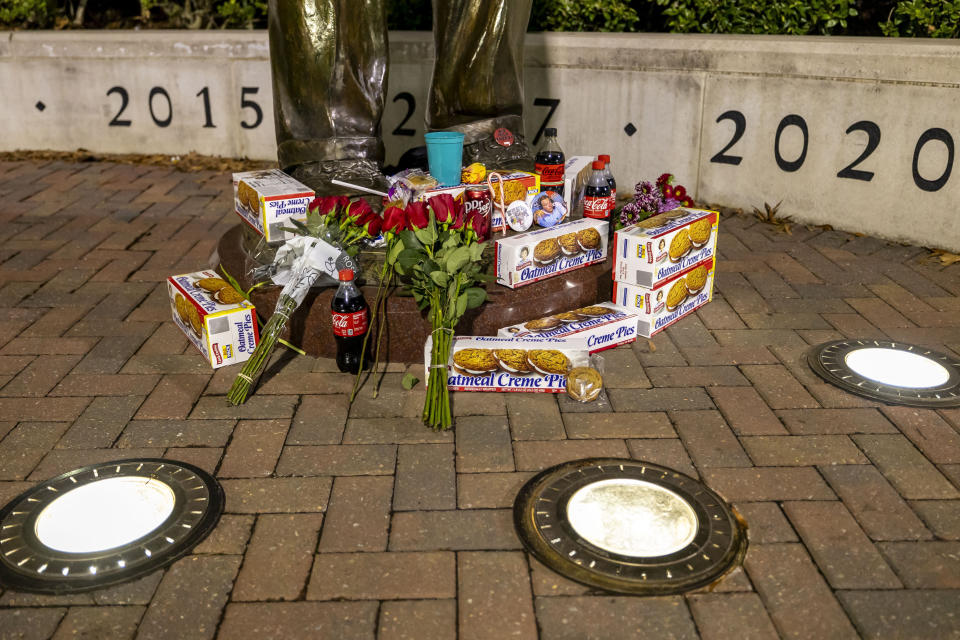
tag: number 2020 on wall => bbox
[710,109,954,193]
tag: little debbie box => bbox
[167,271,260,369]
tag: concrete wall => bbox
[2,31,959,251]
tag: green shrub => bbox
[654,0,858,35]
[0,0,51,27]
[215,0,265,28]
[881,0,960,38]
[529,0,640,32]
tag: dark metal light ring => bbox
[514,458,748,595]
[0,459,223,594]
[808,339,960,408]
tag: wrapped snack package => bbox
[566,354,605,403]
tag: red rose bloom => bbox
[405,201,429,230]
[309,195,342,217]
[467,209,489,241]
[428,193,456,225]
[346,198,374,222]
[354,209,377,227]
[364,215,383,237]
[382,206,406,234]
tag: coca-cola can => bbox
[464,185,493,235]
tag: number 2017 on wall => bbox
[710,110,954,192]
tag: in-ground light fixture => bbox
[808,339,960,408]
[0,459,223,594]
[514,458,747,595]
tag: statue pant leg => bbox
[429,0,534,168]
[268,0,388,191]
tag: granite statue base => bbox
[216,225,614,363]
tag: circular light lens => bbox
[34,477,176,553]
[566,478,699,557]
[845,348,950,388]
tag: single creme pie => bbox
[684,264,709,294]
[558,233,580,255]
[527,349,571,375]
[533,238,561,264]
[668,229,692,262]
[452,348,499,375]
[666,279,688,311]
[493,349,534,374]
[688,218,712,246]
[577,227,602,251]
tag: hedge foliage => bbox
[0,0,956,38]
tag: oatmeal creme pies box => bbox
[168,270,260,369]
[497,301,638,353]
[233,169,314,243]
[613,256,715,338]
[495,218,608,289]
[424,336,590,393]
[613,208,718,288]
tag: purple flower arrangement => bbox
[619,173,696,228]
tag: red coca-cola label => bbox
[535,163,564,185]
[584,196,610,219]
[332,309,368,337]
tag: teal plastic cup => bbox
[424,131,465,186]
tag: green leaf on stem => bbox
[401,373,420,390]
[469,242,485,261]
[386,240,405,265]
[445,246,471,273]
[455,292,468,318]
[399,230,422,250]
[397,249,422,273]
[464,286,486,309]
[430,271,449,287]
[415,225,437,246]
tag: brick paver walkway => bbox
[0,159,959,639]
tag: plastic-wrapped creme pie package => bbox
[497,301,638,353]
[424,336,591,393]
[613,256,715,338]
[233,169,314,243]
[495,218,608,289]
[613,208,718,288]
[168,271,260,369]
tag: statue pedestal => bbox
[217,225,614,363]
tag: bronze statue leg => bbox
[268,0,388,192]
[267,0,533,191]
[430,0,534,169]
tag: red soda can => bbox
[464,185,493,237]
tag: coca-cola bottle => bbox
[535,128,565,197]
[598,154,616,213]
[583,161,611,220]
[331,269,369,374]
